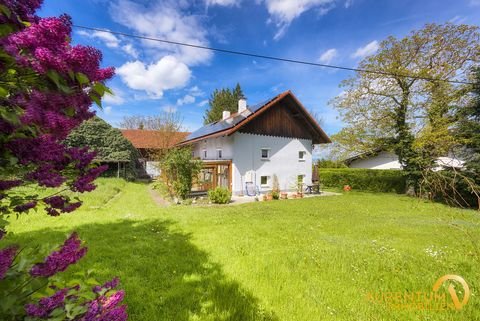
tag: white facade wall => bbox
[349,151,401,170]
[191,133,313,194]
[192,135,234,161]
[231,133,312,195]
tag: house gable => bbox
[178,90,331,145]
[239,95,318,141]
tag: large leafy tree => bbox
[0,1,126,319]
[203,83,243,124]
[332,23,480,192]
[65,117,139,180]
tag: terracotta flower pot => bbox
[266,194,273,201]
[280,193,288,200]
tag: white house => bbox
[345,150,464,171]
[178,90,331,195]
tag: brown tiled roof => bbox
[120,129,189,149]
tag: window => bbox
[298,151,306,161]
[217,149,222,159]
[260,175,270,186]
[203,150,207,158]
[261,148,270,160]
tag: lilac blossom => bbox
[30,232,87,277]
[0,246,17,279]
[24,288,68,318]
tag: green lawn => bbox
[6,179,480,321]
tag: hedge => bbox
[319,168,406,193]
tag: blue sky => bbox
[38,0,480,135]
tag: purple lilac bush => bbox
[0,1,127,319]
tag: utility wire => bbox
[73,24,477,86]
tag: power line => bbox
[73,24,477,86]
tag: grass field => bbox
[6,179,480,320]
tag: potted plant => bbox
[271,190,280,200]
[266,192,273,201]
[262,194,268,201]
[280,192,288,199]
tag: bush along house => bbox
[177,90,331,195]
[121,129,189,179]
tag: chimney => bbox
[222,110,231,120]
[238,95,247,113]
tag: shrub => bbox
[271,190,280,200]
[160,147,202,199]
[208,187,232,204]
[320,168,406,193]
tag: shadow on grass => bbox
[10,219,278,321]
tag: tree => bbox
[203,83,244,124]
[65,117,139,180]
[120,112,184,157]
[332,23,480,193]
[160,147,202,199]
[0,2,126,319]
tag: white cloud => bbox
[470,0,480,5]
[188,86,204,97]
[344,0,353,8]
[116,55,191,98]
[77,29,120,48]
[110,0,212,65]
[103,87,126,105]
[77,29,139,58]
[449,15,467,24]
[352,40,379,59]
[121,44,139,58]
[206,0,240,6]
[104,106,113,115]
[261,0,336,40]
[198,99,209,107]
[177,94,195,106]
[318,48,337,64]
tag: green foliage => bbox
[456,68,480,179]
[420,170,479,209]
[203,83,243,124]
[64,117,138,180]
[208,187,232,204]
[320,168,406,193]
[331,23,480,191]
[271,190,280,200]
[160,147,202,199]
[316,158,347,168]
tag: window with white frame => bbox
[298,151,306,161]
[260,175,270,186]
[217,149,222,159]
[261,148,270,160]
